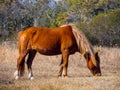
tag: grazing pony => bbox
[14,24,101,80]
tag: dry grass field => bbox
[0,41,120,90]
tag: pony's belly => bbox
[38,49,61,55]
[32,45,61,55]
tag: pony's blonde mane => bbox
[61,24,97,66]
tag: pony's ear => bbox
[95,52,100,63]
[84,52,90,61]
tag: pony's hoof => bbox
[62,74,69,78]
[14,71,20,80]
[64,76,68,79]
[15,76,19,80]
[14,71,18,76]
[58,76,62,79]
[30,77,34,80]
[58,75,68,79]
[29,76,34,80]
[58,75,62,78]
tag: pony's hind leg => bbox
[14,52,27,80]
[26,50,36,80]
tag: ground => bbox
[0,41,120,90]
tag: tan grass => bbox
[0,42,120,90]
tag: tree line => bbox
[0,0,120,47]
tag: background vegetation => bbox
[0,0,120,46]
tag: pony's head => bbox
[84,52,101,76]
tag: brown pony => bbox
[14,24,101,80]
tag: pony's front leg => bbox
[61,49,69,77]
[58,58,63,77]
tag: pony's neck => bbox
[69,24,97,66]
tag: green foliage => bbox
[8,21,14,29]
[107,9,120,27]
[82,9,120,46]
[0,0,120,46]
[51,13,67,27]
